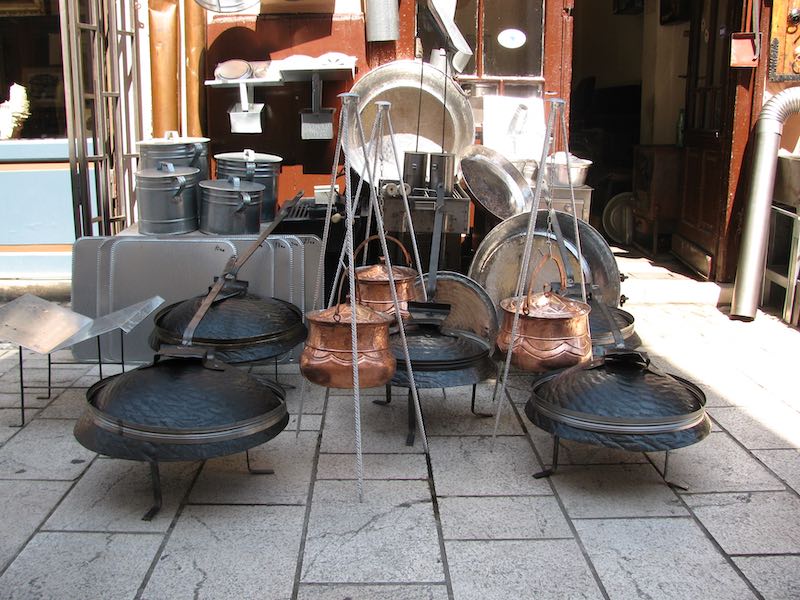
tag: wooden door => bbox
[674,0,739,279]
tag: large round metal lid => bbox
[154,294,303,345]
[531,352,707,435]
[215,150,283,164]
[413,271,499,345]
[199,179,265,194]
[86,356,285,432]
[459,145,534,220]
[346,60,474,182]
[137,165,200,179]
[391,327,490,370]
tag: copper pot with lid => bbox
[300,277,396,389]
[353,235,420,320]
[496,252,592,372]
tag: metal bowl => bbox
[346,60,474,182]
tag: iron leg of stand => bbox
[406,388,416,446]
[16,347,24,427]
[660,449,688,490]
[96,336,103,380]
[534,435,560,479]
[470,384,492,418]
[37,353,52,400]
[246,449,275,475]
[373,383,392,406]
[142,462,163,521]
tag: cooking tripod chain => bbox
[491,99,588,444]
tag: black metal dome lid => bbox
[389,326,490,371]
[525,351,711,451]
[86,354,286,430]
[391,354,496,389]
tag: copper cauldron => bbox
[496,253,592,372]
[300,278,396,389]
[353,235,420,320]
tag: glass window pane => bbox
[484,0,543,76]
[453,0,478,75]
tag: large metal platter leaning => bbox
[413,271,499,345]
[346,60,475,182]
[602,191,636,245]
[459,145,535,220]
[468,210,621,311]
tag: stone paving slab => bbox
[446,539,603,600]
[316,453,428,480]
[683,491,800,555]
[0,480,71,571]
[0,390,51,409]
[437,496,571,540]
[0,531,162,600]
[551,464,688,518]
[301,479,442,584]
[733,555,800,600]
[752,448,800,493]
[428,436,551,496]
[0,408,37,443]
[297,583,449,600]
[416,385,522,436]
[142,504,304,600]
[574,517,758,600]
[0,419,95,480]
[189,431,317,505]
[321,396,425,454]
[37,388,87,420]
[647,431,785,493]
[710,405,800,449]
[44,458,199,533]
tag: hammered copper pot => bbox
[300,302,396,389]
[496,253,592,372]
[354,235,420,320]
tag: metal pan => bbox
[346,60,474,182]
[468,210,621,311]
[459,145,535,220]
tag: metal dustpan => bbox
[300,72,334,139]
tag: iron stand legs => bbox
[16,347,24,427]
[273,356,295,390]
[470,384,492,418]
[245,449,275,475]
[533,435,560,479]
[143,461,162,521]
[373,384,392,406]
[658,449,688,490]
[406,389,416,446]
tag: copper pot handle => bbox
[352,234,413,268]
[522,251,569,314]
[333,269,362,322]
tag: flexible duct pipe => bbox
[731,87,800,321]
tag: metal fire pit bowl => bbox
[346,60,475,182]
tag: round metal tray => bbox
[459,145,534,220]
[414,271,499,345]
[468,211,621,312]
[346,60,474,182]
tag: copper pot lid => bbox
[214,59,252,81]
[307,303,393,325]
[355,263,418,283]
[501,292,591,319]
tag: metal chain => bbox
[341,94,365,501]
[353,101,429,454]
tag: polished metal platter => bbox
[346,60,474,182]
[414,271,499,345]
[0,294,93,354]
[468,211,621,311]
[459,145,535,220]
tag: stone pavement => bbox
[0,250,799,599]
